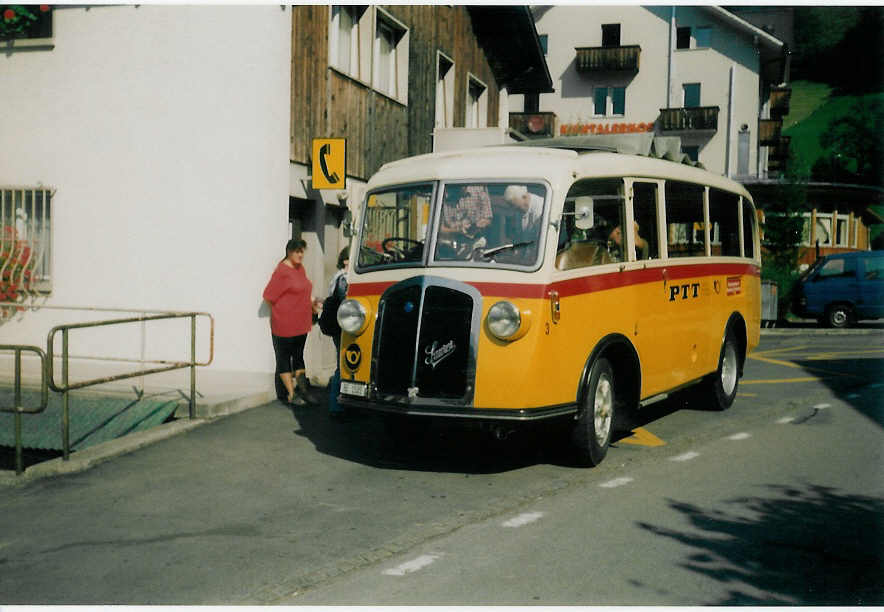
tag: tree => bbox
[816,99,884,187]
[762,153,808,320]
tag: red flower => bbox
[40,5,50,12]
[3,8,16,21]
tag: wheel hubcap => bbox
[594,374,613,445]
[832,310,847,326]
[721,343,738,396]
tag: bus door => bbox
[630,180,674,396]
[660,180,710,386]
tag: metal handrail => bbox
[46,311,214,460]
[0,344,48,475]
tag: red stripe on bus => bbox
[346,263,759,300]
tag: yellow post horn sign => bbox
[312,138,347,190]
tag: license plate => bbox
[341,381,368,398]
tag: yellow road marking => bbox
[747,354,862,380]
[742,377,824,385]
[737,392,757,397]
[620,427,666,447]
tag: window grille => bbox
[0,187,52,318]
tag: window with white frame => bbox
[373,8,409,103]
[435,52,454,128]
[1,187,52,295]
[466,75,487,128]
[329,6,370,81]
[593,86,626,116]
[774,211,855,248]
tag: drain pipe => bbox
[667,6,675,108]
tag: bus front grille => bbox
[374,278,477,403]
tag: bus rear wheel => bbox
[573,357,615,466]
[703,329,739,411]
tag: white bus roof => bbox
[367,145,754,203]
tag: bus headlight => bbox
[337,299,368,335]
[487,301,522,340]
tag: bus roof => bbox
[367,145,753,203]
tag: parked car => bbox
[791,250,884,327]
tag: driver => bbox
[438,184,492,256]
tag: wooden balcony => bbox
[658,107,719,132]
[769,86,792,118]
[509,112,558,139]
[575,45,641,73]
[759,119,783,146]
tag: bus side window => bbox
[741,199,756,259]
[665,181,705,258]
[632,182,659,260]
[556,179,625,270]
[709,188,740,257]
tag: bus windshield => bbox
[357,181,548,270]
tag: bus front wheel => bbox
[573,357,615,466]
[703,329,739,411]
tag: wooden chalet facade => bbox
[288,5,551,383]
[291,5,551,181]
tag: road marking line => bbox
[502,512,545,528]
[777,417,796,424]
[619,427,666,447]
[383,554,442,576]
[737,392,758,397]
[742,377,823,385]
[813,403,831,409]
[669,451,700,462]
[847,393,860,399]
[727,432,751,440]
[748,354,862,379]
[599,477,633,488]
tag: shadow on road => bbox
[637,483,884,605]
[789,357,884,428]
[284,386,607,474]
[285,382,718,474]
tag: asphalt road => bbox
[0,330,881,605]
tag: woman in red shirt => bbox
[263,239,320,405]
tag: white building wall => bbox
[528,6,669,128]
[514,5,767,178]
[0,6,291,378]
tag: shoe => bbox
[289,394,307,407]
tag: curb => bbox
[760,327,884,336]
[0,390,276,487]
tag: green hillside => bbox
[782,81,884,176]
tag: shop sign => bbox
[560,122,655,136]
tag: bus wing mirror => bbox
[574,197,594,230]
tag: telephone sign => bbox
[312,138,347,189]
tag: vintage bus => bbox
[336,141,760,466]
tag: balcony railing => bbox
[769,86,792,118]
[659,107,719,132]
[759,119,783,145]
[509,112,558,139]
[575,45,641,73]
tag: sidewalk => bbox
[0,366,280,486]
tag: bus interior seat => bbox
[556,242,612,270]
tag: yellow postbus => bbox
[337,141,760,466]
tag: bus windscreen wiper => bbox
[480,241,535,258]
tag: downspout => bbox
[725,65,734,177]
[667,6,675,108]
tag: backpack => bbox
[318,274,348,337]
